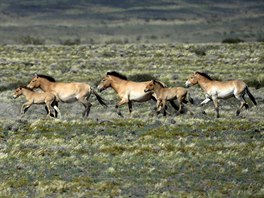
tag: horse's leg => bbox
[200,97,211,115]
[235,94,247,116]
[78,97,92,117]
[52,101,59,118]
[212,96,220,118]
[116,98,129,117]
[162,99,167,116]
[45,101,53,117]
[169,100,179,111]
[177,98,183,114]
[21,102,32,114]
[128,101,132,114]
[200,98,211,106]
[85,102,92,117]
[156,99,162,115]
[53,105,61,119]
[45,105,49,115]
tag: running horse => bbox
[27,74,107,117]
[97,71,179,117]
[185,72,257,118]
[144,80,193,116]
[13,86,60,117]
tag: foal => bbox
[13,86,60,117]
[97,71,179,117]
[27,74,107,117]
[144,80,191,116]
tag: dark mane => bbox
[196,72,213,80]
[153,80,165,87]
[107,71,127,80]
[37,74,56,82]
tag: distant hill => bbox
[0,0,263,44]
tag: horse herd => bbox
[13,71,257,119]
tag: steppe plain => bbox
[0,43,263,197]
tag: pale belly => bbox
[215,89,234,99]
[59,94,78,103]
[128,92,153,102]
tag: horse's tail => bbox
[245,87,257,106]
[183,92,194,104]
[91,88,108,107]
[187,92,194,104]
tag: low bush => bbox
[129,73,156,82]
[18,35,45,45]
[59,38,81,45]
[222,38,245,44]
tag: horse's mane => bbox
[196,72,213,80]
[37,74,56,82]
[153,80,166,88]
[107,71,127,80]
[19,86,33,91]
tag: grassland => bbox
[0,43,264,197]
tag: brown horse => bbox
[144,80,192,116]
[27,74,107,117]
[185,72,257,118]
[97,71,178,117]
[13,86,60,117]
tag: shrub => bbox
[0,82,22,92]
[105,38,129,44]
[256,36,264,43]
[59,38,81,45]
[129,73,156,82]
[222,38,245,44]
[18,35,45,45]
[246,78,264,89]
[190,48,207,56]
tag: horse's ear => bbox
[35,74,39,78]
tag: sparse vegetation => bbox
[0,43,263,197]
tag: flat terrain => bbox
[0,0,264,44]
[0,43,264,197]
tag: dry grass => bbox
[0,43,263,197]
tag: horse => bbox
[144,80,193,116]
[27,74,107,117]
[185,72,257,118]
[13,86,60,117]
[97,71,179,117]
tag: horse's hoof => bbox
[118,112,123,117]
[244,103,249,110]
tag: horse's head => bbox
[27,75,41,89]
[185,73,199,87]
[97,75,112,92]
[144,80,155,93]
[13,87,23,98]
